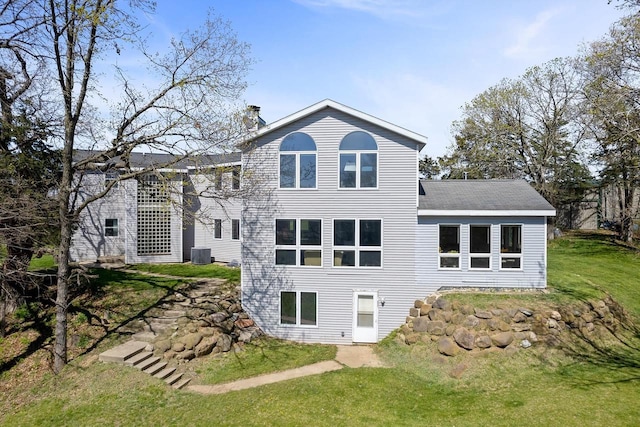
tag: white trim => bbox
[248,99,428,147]
[187,161,241,171]
[418,209,556,217]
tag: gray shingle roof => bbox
[418,179,555,212]
[73,150,241,169]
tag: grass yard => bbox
[1,231,639,426]
[128,262,241,283]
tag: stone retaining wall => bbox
[151,291,262,362]
[399,294,625,356]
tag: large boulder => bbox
[490,331,514,348]
[453,327,476,350]
[412,316,430,332]
[438,337,460,356]
[432,298,450,310]
[180,332,203,350]
[194,336,216,357]
[475,334,492,349]
[217,333,233,352]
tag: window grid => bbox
[137,176,171,255]
[275,219,322,267]
[333,219,382,267]
[279,132,317,189]
[338,131,378,189]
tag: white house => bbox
[70,99,555,345]
[239,99,555,345]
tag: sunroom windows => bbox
[470,225,491,269]
[279,132,317,189]
[339,131,378,189]
[439,225,460,269]
[275,219,322,266]
[500,225,522,269]
[333,219,382,267]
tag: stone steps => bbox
[99,341,190,390]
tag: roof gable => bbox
[251,99,428,148]
[419,179,556,216]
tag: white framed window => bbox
[439,224,460,269]
[500,224,522,269]
[214,219,222,239]
[333,219,382,267]
[280,291,317,326]
[469,224,491,269]
[105,172,119,189]
[339,131,378,189]
[279,132,317,189]
[232,219,240,241]
[137,175,171,255]
[105,218,119,237]
[275,219,322,266]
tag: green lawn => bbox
[128,262,241,283]
[1,232,639,426]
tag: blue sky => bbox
[147,0,627,158]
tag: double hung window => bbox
[333,219,382,267]
[275,219,322,266]
[105,219,119,237]
[280,291,317,326]
[339,131,378,189]
[279,132,317,189]
[470,225,491,269]
[439,225,460,268]
[500,225,522,269]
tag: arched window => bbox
[279,132,317,189]
[339,131,378,188]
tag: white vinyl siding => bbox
[241,108,422,344]
[417,216,547,290]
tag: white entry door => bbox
[352,291,378,343]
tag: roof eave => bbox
[417,209,557,217]
[239,99,428,148]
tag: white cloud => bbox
[503,8,561,59]
[292,0,424,19]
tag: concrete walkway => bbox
[187,345,385,395]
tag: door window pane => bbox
[357,295,374,327]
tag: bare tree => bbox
[582,13,640,242]
[441,58,592,208]
[0,0,255,372]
